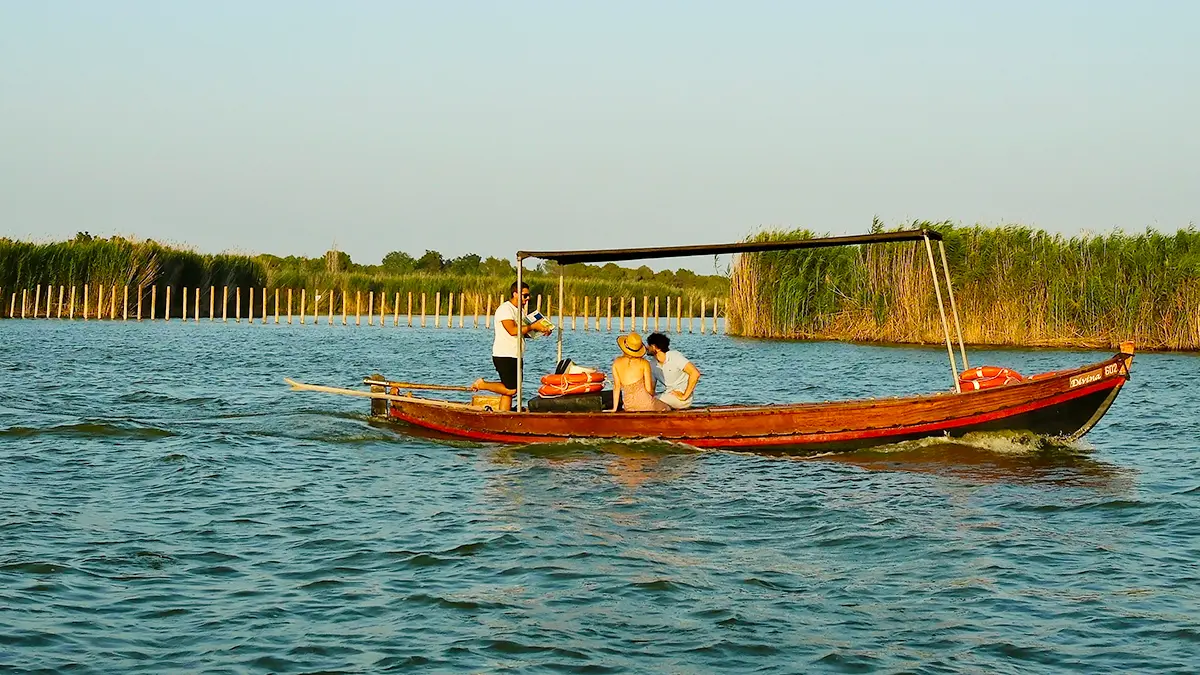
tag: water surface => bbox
[1,321,1197,672]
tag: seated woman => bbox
[610,332,670,412]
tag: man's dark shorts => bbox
[493,356,518,391]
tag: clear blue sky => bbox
[1,1,1196,270]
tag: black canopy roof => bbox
[518,229,942,265]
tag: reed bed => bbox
[729,222,1200,350]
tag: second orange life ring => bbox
[538,382,605,397]
[959,365,1024,391]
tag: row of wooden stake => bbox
[1,285,726,333]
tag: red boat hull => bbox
[378,352,1132,453]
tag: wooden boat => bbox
[287,230,1135,453]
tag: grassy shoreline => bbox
[729,222,1200,351]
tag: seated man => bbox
[646,332,701,409]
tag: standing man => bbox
[473,282,552,409]
[646,332,701,409]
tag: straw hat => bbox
[617,332,646,358]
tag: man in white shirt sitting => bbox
[646,333,701,409]
[472,282,552,409]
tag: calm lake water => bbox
[2,320,1198,673]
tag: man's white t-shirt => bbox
[492,301,522,358]
[651,350,692,395]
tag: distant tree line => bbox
[259,248,726,288]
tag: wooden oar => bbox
[285,378,478,411]
[361,378,472,392]
[286,378,426,402]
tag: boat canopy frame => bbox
[512,229,968,411]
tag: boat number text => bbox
[1070,366,1114,388]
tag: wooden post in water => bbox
[536,294,542,313]
[484,295,491,328]
[473,294,479,328]
[421,293,427,327]
[247,287,253,323]
[619,296,625,332]
[234,287,240,322]
[299,289,306,325]
[10,291,16,319]
[21,289,28,319]
[582,296,588,331]
[688,297,694,333]
[407,292,413,327]
[342,291,348,326]
[571,296,577,330]
[221,286,228,322]
[713,298,719,333]
[446,293,453,329]
[45,286,53,318]
[165,287,172,322]
[642,296,649,332]
[69,287,76,320]
[434,292,440,328]
[607,297,612,331]
[273,289,280,324]
[355,291,361,326]
[196,288,201,322]
[96,285,104,320]
[394,292,401,327]
[676,296,682,332]
[109,285,117,320]
[367,291,373,326]
[286,288,292,324]
[135,285,141,321]
[34,285,40,319]
[459,291,465,328]
[150,286,157,321]
[182,287,188,322]
[209,286,215,321]
[700,298,706,334]
[654,296,659,332]
[262,288,268,324]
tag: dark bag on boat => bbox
[527,390,615,413]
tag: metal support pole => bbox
[923,235,961,392]
[938,240,969,371]
[557,273,564,364]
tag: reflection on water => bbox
[808,435,1134,491]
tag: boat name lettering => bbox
[1070,370,1103,388]
[1103,363,1119,377]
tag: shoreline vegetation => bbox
[729,221,1200,351]
[0,234,729,317]
[4,222,1199,352]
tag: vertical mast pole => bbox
[923,234,961,392]
[557,271,564,364]
[938,240,969,371]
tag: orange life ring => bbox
[537,382,605,397]
[958,365,1024,391]
[540,372,606,386]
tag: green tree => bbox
[381,250,416,273]
[446,253,482,275]
[415,250,444,272]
